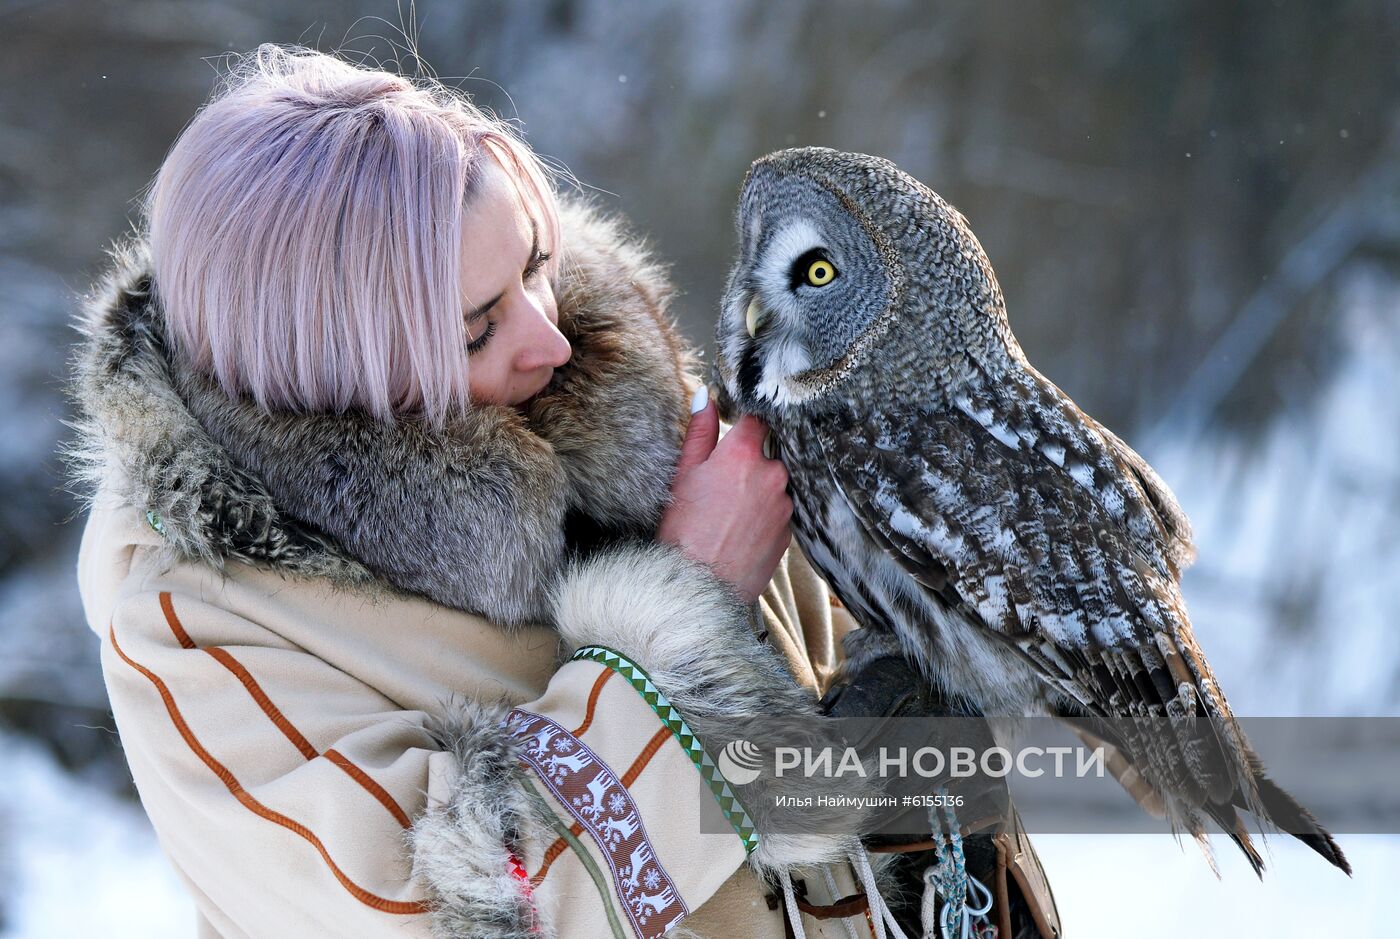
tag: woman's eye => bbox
[805,258,837,287]
[524,248,552,281]
[466,321,496,355]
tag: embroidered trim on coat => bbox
[570,644,761,854]
[529,723,671,888]
[505,708,687,939]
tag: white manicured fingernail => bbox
[690,384,709,414]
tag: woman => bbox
[67,44,887,938]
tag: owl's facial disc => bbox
[725,217,831,409]
[722,173,893,416]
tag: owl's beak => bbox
[745,296,767,338]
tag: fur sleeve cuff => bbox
[406,697,547,939]
[549,539,863,875]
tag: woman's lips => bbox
[517,368,556,407]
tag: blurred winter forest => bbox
[2,1,1399,935]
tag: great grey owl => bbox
[712,146,1349,876]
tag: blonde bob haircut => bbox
[145,44,562,428]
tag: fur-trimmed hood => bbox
[66,199,698,625]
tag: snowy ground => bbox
[1037,834,1395,936]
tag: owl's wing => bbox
[1082,414,1197,571]
[971,367,1196,579]
[810,396,1250,822]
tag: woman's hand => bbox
[657,385,793,604]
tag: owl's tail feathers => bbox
[1199,801,1265,878]
[1070,712,1349,876]
[1194,746,1352,877]
[1241,748,1352,876]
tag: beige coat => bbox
[69,198,889,938]
[78,492,874,938]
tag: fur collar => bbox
[66,200,697,626]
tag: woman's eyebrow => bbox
[466,221,541,323]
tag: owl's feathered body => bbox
[714,146,1349,876]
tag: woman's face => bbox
[460,159,572,407]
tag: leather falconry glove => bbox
[819,654,1062,939]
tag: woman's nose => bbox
[516,296,572,372]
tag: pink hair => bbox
[145,44,562,428]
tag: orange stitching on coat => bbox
[156,595,415,840]
[325,749,412,829]
[571,668,614,737]
[108,621,429,915]
[620,726,672,788]
[160,591,196,648]
[203,647,319,760]
[530,724,674,887]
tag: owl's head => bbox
[714,147,1010,422]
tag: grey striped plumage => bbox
[713,146,1349,876]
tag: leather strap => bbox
[769,883,874,938]
[796,892,871,919]
[1000,823,1061,939]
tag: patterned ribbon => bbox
[506,708,688,939]
[570,644,761,855]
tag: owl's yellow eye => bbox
[805,258,837,286]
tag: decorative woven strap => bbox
[570,644,760,855]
